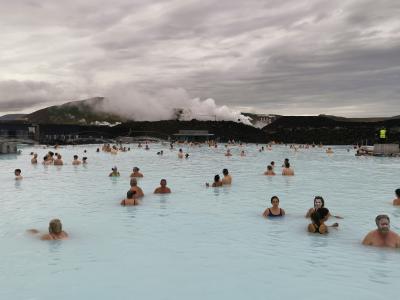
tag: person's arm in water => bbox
[281,208,286,216]
[328,211,343,219]
[262,208,270,218]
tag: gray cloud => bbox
[0,0,399,117]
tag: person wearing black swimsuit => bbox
[263,196,286,218]
[308,208,330,234]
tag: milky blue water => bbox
[1,144,399,300]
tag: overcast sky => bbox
[0,0,399,117]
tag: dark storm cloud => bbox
[0,0,399,116]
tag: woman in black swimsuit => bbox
[263,196,286,218]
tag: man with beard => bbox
[362,215,400,248]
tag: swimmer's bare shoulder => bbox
[362,230,375,245]
[41,231,69,240]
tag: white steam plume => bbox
[95,85,252,125]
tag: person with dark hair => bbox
[263,196,285,218]
[178,148,184,159]
[270,161,275,169]
[221,169,232,185]
[154,179,171,194]
[206,175,223,187]
[281,158,289,167]
[130,167,143,178]
[264,165,275,176]
[82,157,88,164]
[121,190,140,206]
[72,155,81,165]
[306,196,343,219]
[308,208,333,234]
[14,169,23,180]
[27,219,68,240]
[362,215,400,248]
[393,189,400,206]
[282,161,294,176]
[31,153,38,164]
[54,154,63,165]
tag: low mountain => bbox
[26,97,125,124]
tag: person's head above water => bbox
[222,169,229,175]
[267,165,273,171]
[314,196,325,208]
[396,189,400,198]
[133,167,139,172]
[375,214,390,233]
[73,155,78,159]
[160,179,167,186]
[14,169,21,175]
[270,196,279,205]
[311,208,329,226]
[48,219,63,234]
[214,175,220,182]
[284,161,290,168]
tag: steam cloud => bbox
[95,85,252,125]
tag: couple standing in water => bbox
[206,168,232,187]
[263,196,341,233]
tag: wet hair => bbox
[396,189,400,198]
[48,151,54,156]
[270,161,275,166]
[73,155,78,159]
[214,175,220,182]
[284,161,290,168]
[14,169,21,174]
[314,196,325,208]
[311,208,329,226]
[375,214,390,226]
[82,157,87,161]
[127,190,136,199]
[267,165,273,171]
[270,196,279,204]
[222,169,228,175]
[133,167,139,171]
[49,219,62,234]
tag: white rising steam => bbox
[94,86,252,125]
